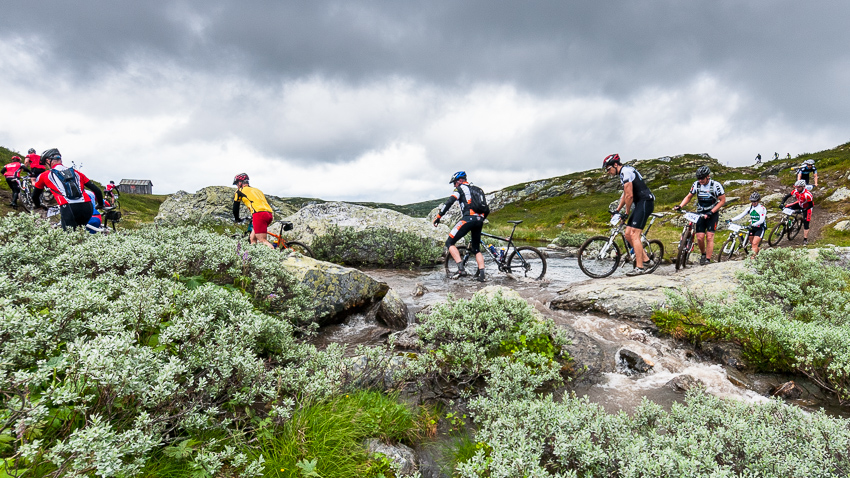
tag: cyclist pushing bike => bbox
[433,171,488,282]
[726,192,767,257]
[674,166,726,265]
[1,156,31,208]
[232,173,275,249]
[32,148,105,231]
[796,159,818,187]
[782,179,814,246]
[604,153,655,276]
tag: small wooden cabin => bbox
[118,179,153,195]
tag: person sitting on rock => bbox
[433,171,486,282]
[727,192,767,257]
[674,166,726,265]
[782,179,814,246]
[604,154,655,276]
[232,173,274,249]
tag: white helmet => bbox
[804,159,815,166]
[794,179,806,187]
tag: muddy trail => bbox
[313,252,849,419]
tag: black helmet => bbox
[449,171,466,184]
[695,166,711,179]
[233,173,249,185]
[749,192,761,202]
[41,148,61,165]
[602,154,621,170]
[28,148,36,154]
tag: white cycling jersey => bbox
[730,204,767,227]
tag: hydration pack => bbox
[51,168,83,200]
[468,184,490,217]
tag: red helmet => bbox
[602,154,621,170]
[233,173,249,185]
[11,156,21,162]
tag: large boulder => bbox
[281,201,447,247]
[155,186,298,225]
[281,253,390,326]
[550,260,746,322]
[827,187,850,202]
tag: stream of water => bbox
[314,250,848,418]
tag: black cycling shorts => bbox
[446,216,484,252]
[787,204,812,229]
[5,177,20,194]
[626,200,654,230]
[749,224,766,238]
[695,211,719,233]
[59,202,94,231]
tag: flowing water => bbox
[314,249,848,417]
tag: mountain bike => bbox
[767,207,804,247]
[235,221,314,257]
[674,210,701,271]
[444,220,547,280]
[577,212,664,278]
[717,222,751,262]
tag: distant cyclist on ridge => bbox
[433,171,487,282]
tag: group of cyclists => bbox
[2,148,121,232]
[605,154,817,274]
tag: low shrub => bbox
[553,230,591,248]
[313,226,443,268]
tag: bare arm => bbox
[677,193,694,209]
[619,182,634,214]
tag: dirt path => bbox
[754,176,834,245]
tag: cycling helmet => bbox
[28,148,35,154]
[11,156,21,162]
[41,148,61,163]
[449,171,467,184]
[695,166,711,179]
[233,173,249,185]
[804,159,815,166]
[749,192,761,202]
[794,179,806,187]
[602,154,621,170]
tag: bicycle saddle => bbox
[507,220,523,224]
[281,221,294,231]
[650,213,663,218]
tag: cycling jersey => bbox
[1,161,28,178]
[25,153,41,167]
[33,166,94,206]
[798,166,817,184]
[689,179,725,213]
[786,188,813,210]
[619,166,654,202]
[106,183,117,193]
[436,181,485,219]
[86,190,101,218]
[730,204,767,227]
[233,186,273,214]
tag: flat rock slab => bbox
[550,261,746,320]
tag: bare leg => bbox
[695,232,706,255]
[254,232,274,249]
[705,232,715,260]
[750,236,761,256]
[625,227,645,269]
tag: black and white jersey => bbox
[689,180,725,213]
[619,165,654,201]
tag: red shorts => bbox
[252,211,273,234]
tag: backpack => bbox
[51,168,83,200]
[468,184,490,217]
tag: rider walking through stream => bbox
[433,171,487,282]
[674,166,726,265]
[604,154,655,276]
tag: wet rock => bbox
[155,186,298,224]
[281,254,389,326]
[665,374,704,393]
[283,201,447,247]
[390,325,420,351]
[412,283,428,297]
[617,348,654,374]
[827,187,850,202]
[725,369,752,389]
[771,381,803,400]
[704,342,746,370]
[363,439,418,475]
[376,288,409,330]
[550,260,745,321]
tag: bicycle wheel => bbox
[675,229,692,271]
[718,236,739,262]
[643,239,664,273]
[787,218,803,240]
[768,222,786,247]
[507,246,547,280]
[20,188,34,212]
[285,241,314,258]
[444,246,472,278]
[577,236,621,278]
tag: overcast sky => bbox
[1,1,848,203]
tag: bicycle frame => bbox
[721,223,750,253]
[598,213,659,266]
[475,222,522,272]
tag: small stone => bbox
[618,348,654,374]
[412,283,428,297]
[665,374,703,393]
[770,381,803,400]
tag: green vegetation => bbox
[654,247,850,399]
[312,225,444,268]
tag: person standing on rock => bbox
[726,192,767,257]
[433,171,487,282]
[604,154,655,276]
[674,166,726,265]
[232,173,274,249]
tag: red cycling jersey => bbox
[787,188,813,209]
[2,161,23,178]
[25,153,42,168]
[33,166,94,206]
